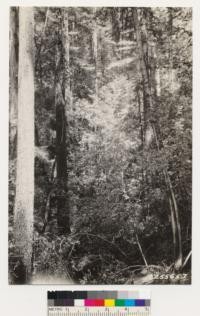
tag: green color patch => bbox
[115,299,125,306]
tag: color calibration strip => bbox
[49,298,150,307]
[48,291,151,316]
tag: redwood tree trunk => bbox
[133,8,183,269]
[9,7,18,159]
[55,9,70,234]
[13,7,35,284]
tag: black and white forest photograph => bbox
[9,7,192,285]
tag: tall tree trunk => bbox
[9,7,18,159]
[168,8,175,93]
[55,83,70,234]
[133,8,183,269]
[167,8,182,267]
[62,9,72,107]
[13,7,35,284]
[93,7,98,103]
[111,8,121,43]
[136,87,144,185]
[54,9,70,234]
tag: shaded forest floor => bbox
[9,71,191,284]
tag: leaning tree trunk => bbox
[9,7,18,159]
[13,7,35,284]
[133,8,183,270]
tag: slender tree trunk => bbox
[136,88,144,152]
[155,67,161,97]
[133,8,183,269]
[93,7,98,103]
[135,233,148,267]
[167,8,182,268]
[169,197,176,258]
[55,83,70,234]
[62,9,72,108]
[164,171,183,269]
[9,7,18,159]
[111,8,120,43]
[136,87,145,189]
[120,9,124,59]
[168,8,175,93]
[70,16,76,108]
[13,7,35,284]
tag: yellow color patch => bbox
[104,300,115,307]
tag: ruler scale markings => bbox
[49,307,150,316]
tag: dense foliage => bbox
[9,7,192,284]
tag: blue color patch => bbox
[125,299,136,306]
